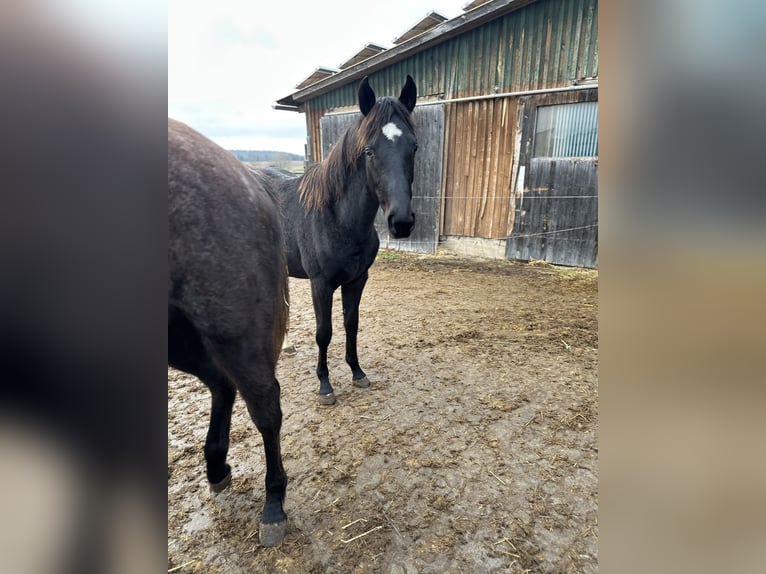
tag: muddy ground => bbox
[168,251,598,573]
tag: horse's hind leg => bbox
[207,340,288,546]
[239,378,287,546]
[169,310,236,491]
[341,272,370,388]
[203,379,237,490]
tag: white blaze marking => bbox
[382,122,403,142]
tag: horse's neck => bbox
[335,168,379,230]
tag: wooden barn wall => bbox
[506,88,598,267]
[441,97,519,238]
[506,158,597,267]
[305,0,597,113]
[318,113,356,157]
[318,105,445,253]
[297,0,598,262]
[304,102,323,163]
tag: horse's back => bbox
[250,166,311,279]
[168,119,287,353]
[250,166,301,208]
[259,166,298,181]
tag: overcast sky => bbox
[168,0,469,155]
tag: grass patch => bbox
[376,249,404,262]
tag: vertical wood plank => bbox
[485,99,500,236]
[475,99,485,236]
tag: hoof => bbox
[259,520,287,547]
[209,470,232,493]
[318,392,336,406]
[353,376,370,388]
[281,345,297,357]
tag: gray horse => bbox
[168,119,289,546]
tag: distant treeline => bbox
[229,150,303,162]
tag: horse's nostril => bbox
[388,211,414,238]
[390,220,413,239]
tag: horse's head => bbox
[358,75,417,239]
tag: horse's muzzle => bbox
[388,212,415,239]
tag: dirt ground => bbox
[168,251,598,573]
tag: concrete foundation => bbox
[438,236,508,260]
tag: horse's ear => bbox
[399,75,417,113]
[358,76,376,116]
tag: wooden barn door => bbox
[441,97,518,239]
[506,92,599,268]
[506,158,598,267]
[319,105,444,253]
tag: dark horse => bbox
[168,119,290,546]
[253,75,417,405]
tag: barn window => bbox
[533,101,598,158]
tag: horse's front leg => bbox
[311,279,336,405]
[341,271,370,388]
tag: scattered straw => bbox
[342,518,367,530]
[360,414,391,422]
[522,411,541,429]
[489,470,507,485]
[340,525,384,544]
[168,560,196,573]
[314,497,340,513]
[382,509,402,538]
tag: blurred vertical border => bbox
[0,1,167,572]
[601,0,766,572]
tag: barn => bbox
[275,0,598,268]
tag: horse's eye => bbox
[364,146,374,157]
[414,143,419,152]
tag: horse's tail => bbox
[250,166,290,365]
[272,255,290,365]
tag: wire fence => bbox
[412,195,598,200]
[378,223,599,246]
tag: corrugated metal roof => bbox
[392,11,448,45]
[294,67,338,90]
[462,0,494,11]
[276,0,541,107]
[339,43,388,70]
